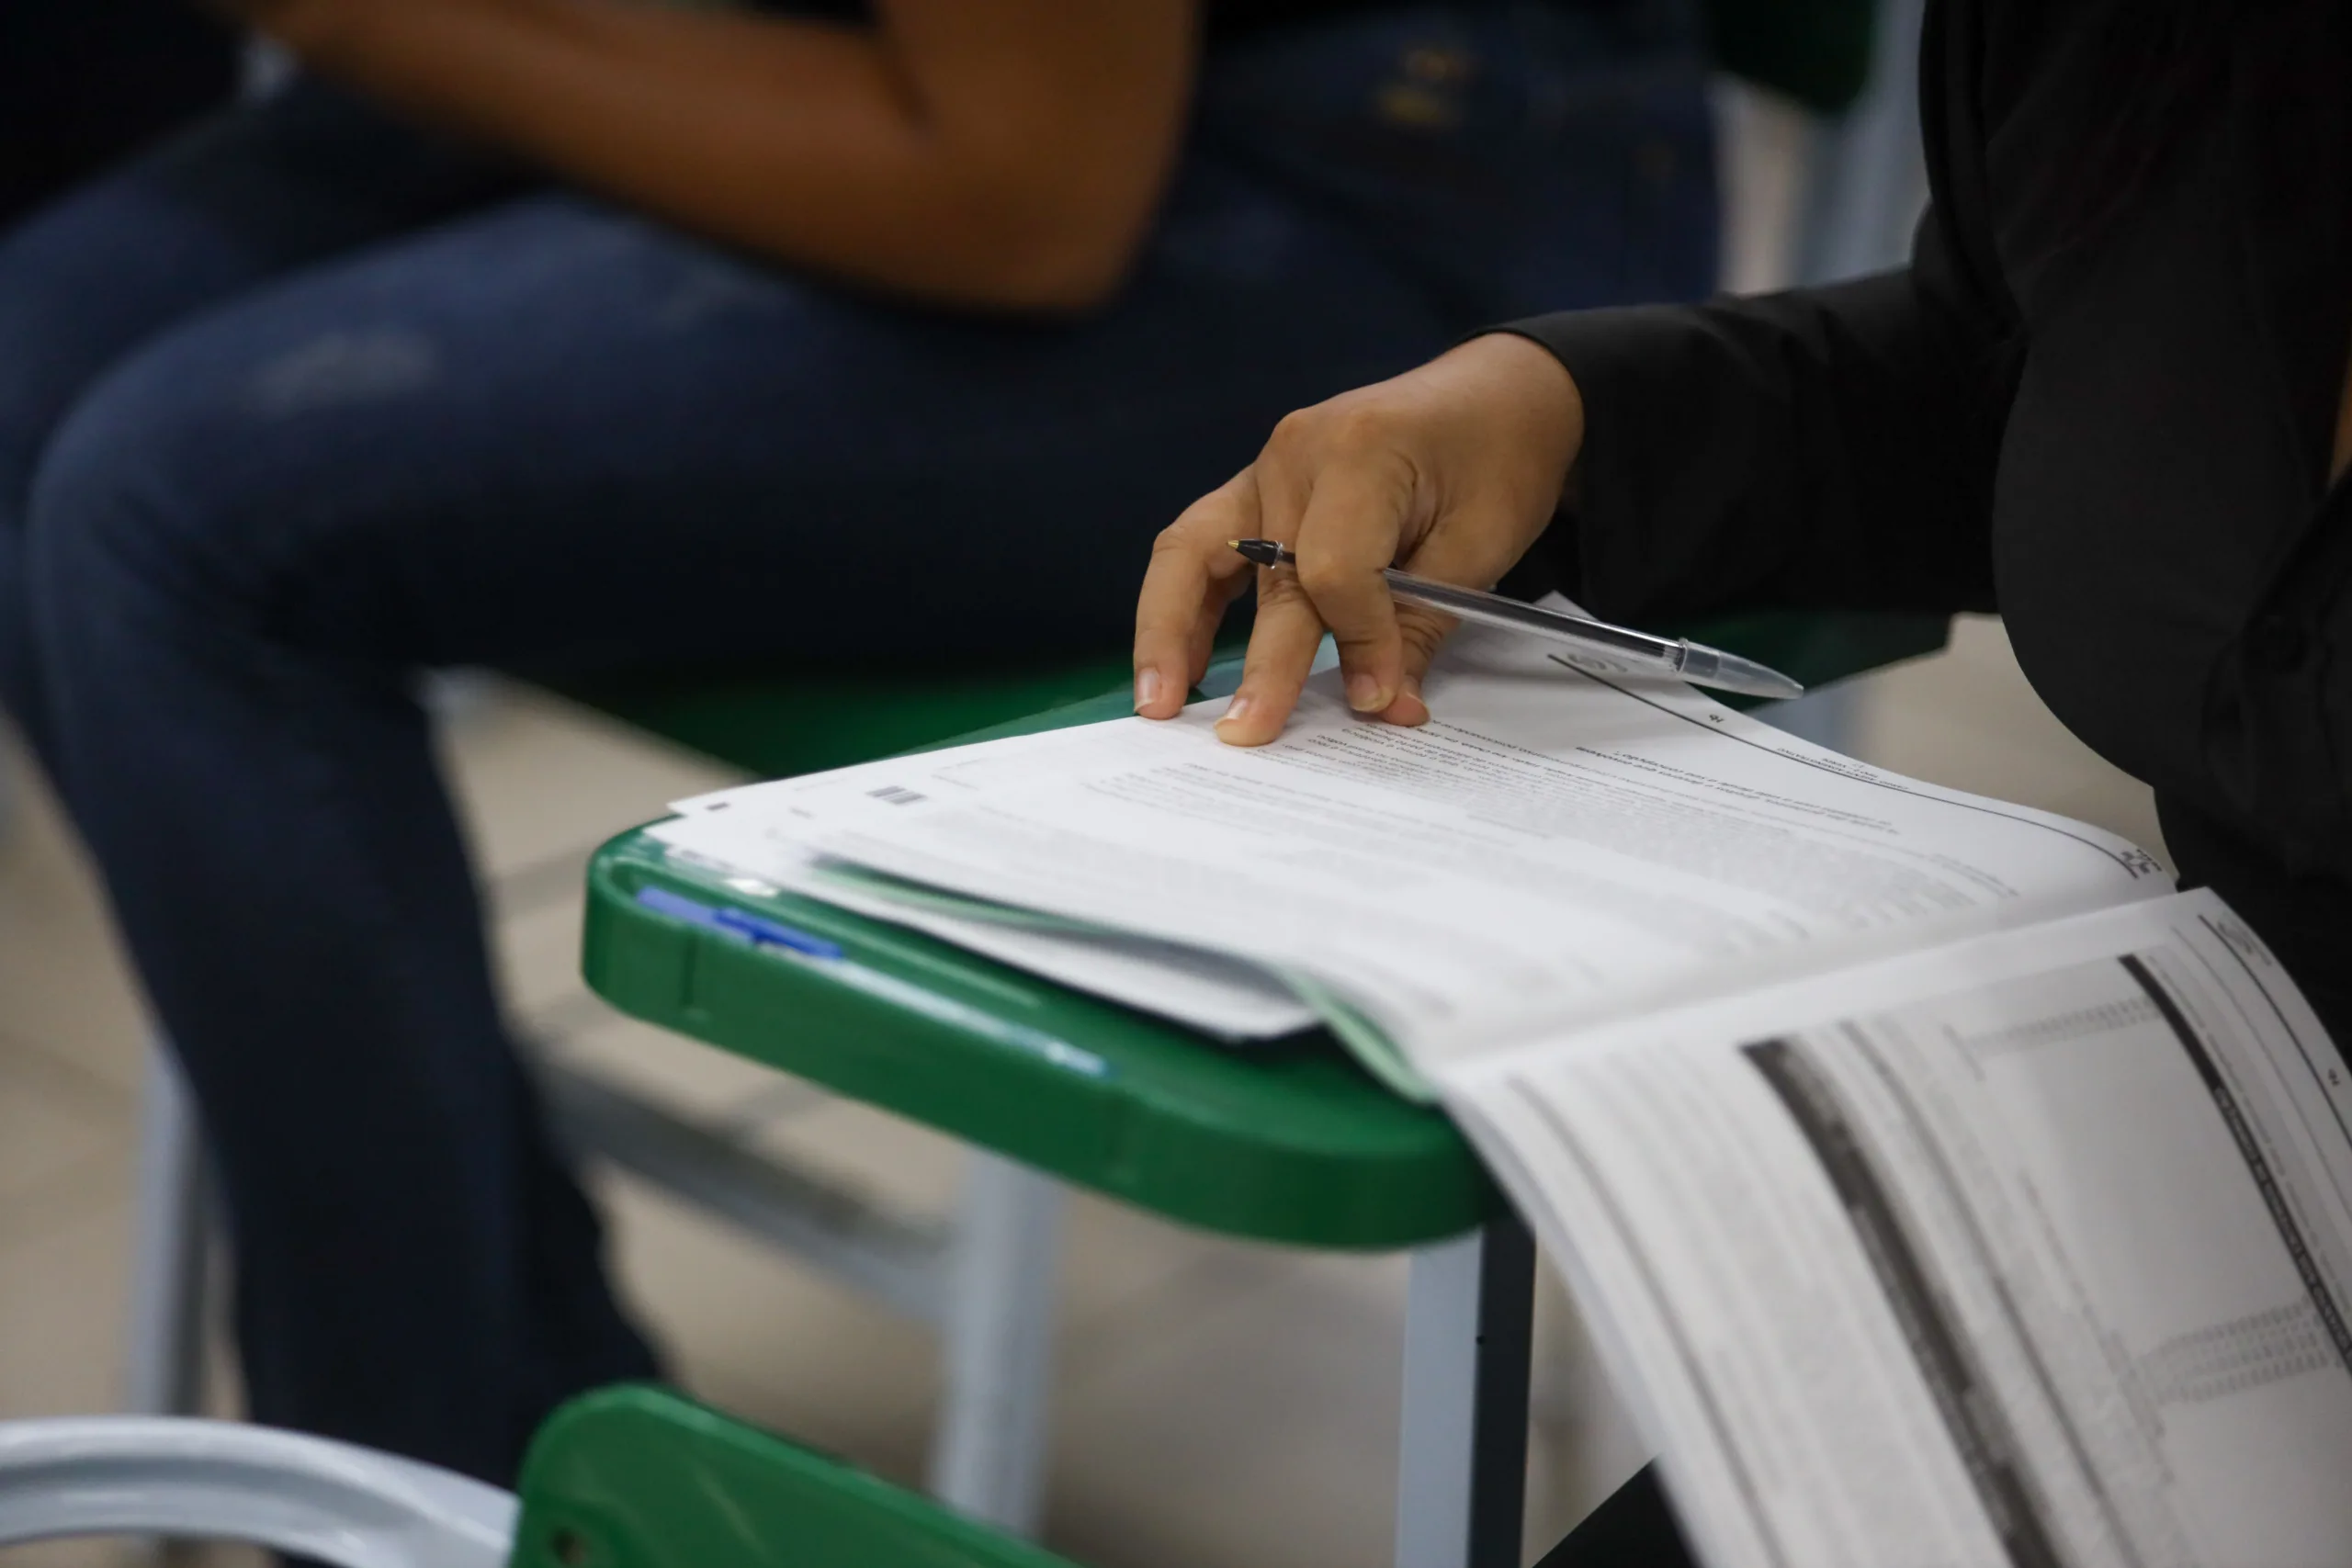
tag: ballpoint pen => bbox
[1227,538,1805,701]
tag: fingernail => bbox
[1135,668,1163,711]
[1346,672,1387,712]
[1216,695,1255,731]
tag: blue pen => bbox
[717,905,844,958]
[635,885,840,956]
[632,885,1111,1079]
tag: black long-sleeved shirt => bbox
[1505,0,2352,1030]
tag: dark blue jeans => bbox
[0,4,1713,1483]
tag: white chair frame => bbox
[0,1416,515,1568]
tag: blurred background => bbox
[0,7,2166,1566]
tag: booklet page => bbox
[726,626,2166,1064]
[1449,891,2352,1568]
[649,811,1321,1040]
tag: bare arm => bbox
[239,0,1197,311]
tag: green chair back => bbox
[513,1386,1084,1568]
[1704,0,1879,115]
[537,651,1137,782]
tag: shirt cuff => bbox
[1472,305,1703,621]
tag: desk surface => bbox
[585,828,1491,1248]
[581,610,1949,1251]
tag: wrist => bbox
[1448,330,1585,509]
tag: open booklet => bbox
[650,623,2352,1564]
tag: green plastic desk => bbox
[574,608,1944,1567]
[581,608,1943,1251]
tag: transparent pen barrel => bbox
[1379,573,1679,661]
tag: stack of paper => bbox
[643,618,2352,1567]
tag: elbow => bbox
[934,200,1153,317]
[981,238,1138,317]
[899,148,1169,316]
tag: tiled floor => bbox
[0,612,2163,1567]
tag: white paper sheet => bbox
[632,625,2349,1563]
[738,625,2167,1064]
[649,812,1319,1041]
[1453,892,2352,1568]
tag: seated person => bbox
[0,0,1716,1483]
[1136,4,2351,1562]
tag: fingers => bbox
[1369,603,1449,727]
[1216,442,1322,743]
[1289,446,1420,716]
[1213,557,1329,745]
[1373,500,1523,726]
[1154,401,1426,744]
[1135,472,1257,719]
[1141,345,1566,742]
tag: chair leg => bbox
[927,1152,1065,1537]
[1396,1214,1536,1568]
[125,1043,213,1420]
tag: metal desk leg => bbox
[1397,1213,1536,1568]
[929,1151,1066,1536]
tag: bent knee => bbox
[23,322,360,639]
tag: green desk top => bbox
[579,610,1948,1252]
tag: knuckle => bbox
[1323,401,1395,452]
[1150,518,1202,558]
[1294,552,1362,604]
[1254,568,1314,609]
[1266,406,1322,455]
[1160,472,1250,540]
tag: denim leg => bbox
[27,394,660,1481]
[0,93,584,1483]
[0,80,522,751]
[16,170,1457,1475]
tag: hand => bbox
[1133,333,1585,744]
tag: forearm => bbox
[259,0,1190,310]
[1506,265,2015,623]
